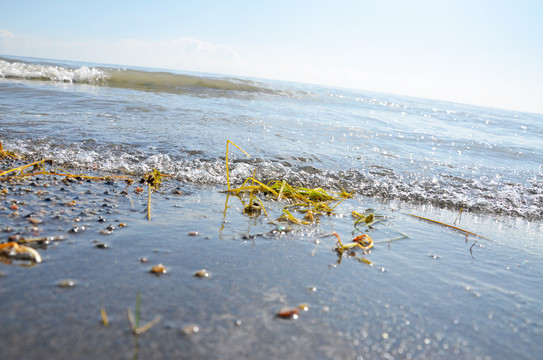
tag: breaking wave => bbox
[0,58,274,95]
[8,140,543,221]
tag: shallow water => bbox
[1,55,542,359]
[0,176,541,359]
[1,55,542,220]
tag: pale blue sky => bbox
[1,0,542,113]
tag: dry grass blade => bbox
[101,308,109,326]
[127,292,162,335]
[0,159,50,178]
[147,184,152,220]
[405,213,493,241]
[226,140,250,191]
[133,316,162,335]
[0,141,18,159]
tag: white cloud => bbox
[0,28,14,39]
[0,31,246,76]
[116,37,245,72]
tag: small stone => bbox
[9,204,18,210]
[29,217,42,224]
[277,307,299,319]
[58,279,76,288]
[8,234,24,242]
[188,231,199,236]
[194,269,210,278]
[70,225,85,233]
[95,243,109,249]
[182,324,200,334]
[150,263,167,275]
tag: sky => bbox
[1,0,542,114]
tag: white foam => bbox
[0,60,106,83]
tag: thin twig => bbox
[404,213,493,241]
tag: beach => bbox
[1,155,541,360]
[1,56,542,359]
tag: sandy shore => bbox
[1,158,541,359]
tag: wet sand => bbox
[1,160,542,359]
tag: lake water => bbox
[0,55,542,359]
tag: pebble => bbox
[181,324,200,334]
[277,307,299,319]
[8,234,24,242]
[150,263,167,275]
[194,269,211,278]
[58,279,76,288]
[70,226,86,233]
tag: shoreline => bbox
[1,156,542,359]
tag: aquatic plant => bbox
[224,140,353,225]
[127,292,162,335]
[0,141,18,159]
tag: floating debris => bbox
[223,140,351,224]
[353,234,374,250]
[334,232,374,255]
[0,242,42,263]
[405,213,492,241]
[356,257,374,266]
